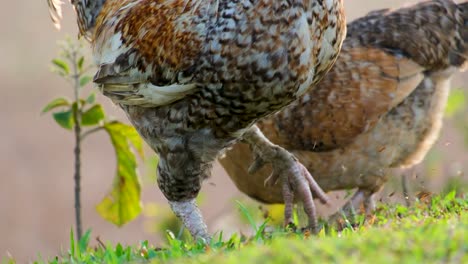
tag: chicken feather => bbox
[47,0,346,239]
[220,0,467,220]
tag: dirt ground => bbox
[0,1,467,262]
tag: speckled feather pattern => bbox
[220,0,468,204]
[258,0,467,152]
[56,0,346,201]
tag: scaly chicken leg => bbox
[243,125,329,232]
[169,200,209,241]
[328,188,378,224]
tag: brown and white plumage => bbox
[47,0,346,239]
[220,0,468,219]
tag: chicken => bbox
[47,0,346,240]
[220,0,468,222]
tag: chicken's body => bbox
[220,0,468,218]
[47,0,346,239]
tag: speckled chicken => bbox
[47,0,346,239]
[220,0,468,221]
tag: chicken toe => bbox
[243,125,329,233]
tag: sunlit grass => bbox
[4,192,467,264]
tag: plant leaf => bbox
[52,59,70,75]
[79,75,92,87]
[96,122,143,226]
[85,93,96,105]
[42,97,71,114]
[77,56,85,72]
[81,105,105,126]
[236,201,258,233]
[445,89,466,118]
[53,109,74,130]
[69,229,75,258]
[78,230,92,256]
[118,122,145,159]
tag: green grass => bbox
[4,192,467,264]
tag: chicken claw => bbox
[243,125,329,233]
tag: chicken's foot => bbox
[169,199,210,243]
[242,125,329,233]
[328,189,376,228]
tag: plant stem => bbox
[71,50,83,241]
[80,121,118,140]
[80,126,105,140]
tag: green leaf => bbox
[80,75,92,87]
[78,230,92,256]
[53,109,74,130]
[86,93,96,105]
[52,59,70,75]
[236,201,258,233]
[81,105,105,126]
[70,229,75,258]
[445,89,466,118]
[96,122,144,226]
[444,190,456,202]
[119,123,145,159]
[77,56,85,72]
[41,97,71,114]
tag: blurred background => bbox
[0,0,466,262]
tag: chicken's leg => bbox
[169,200,210,242]
[242,125,330,233]
[328,188,377,227]
[151,128,221,243]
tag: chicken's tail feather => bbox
[348,0,467,72]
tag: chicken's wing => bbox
[221,0,468,222]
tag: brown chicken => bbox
[220,0,468,221]
[47,0,346,240]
